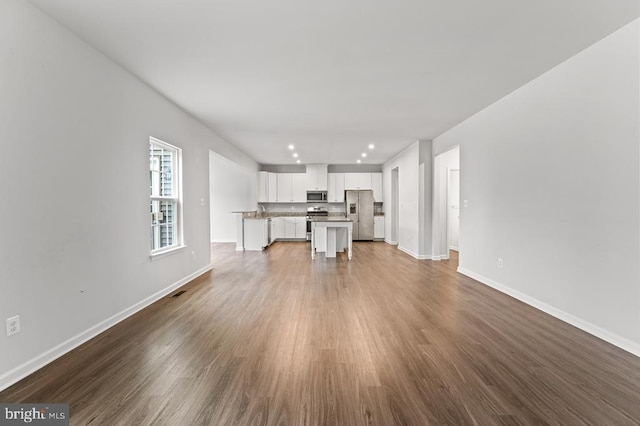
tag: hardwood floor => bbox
[2,242,640,425]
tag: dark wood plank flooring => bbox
[2,242,640,425]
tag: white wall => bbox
[383,140,437,259]
[209,152,256,242]
[435,20,640,353]
[383,143,419,256]
[0,0,257,390]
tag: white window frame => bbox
[149,137,184,257]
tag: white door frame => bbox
[447,168,460,253]
[432,147,460,260]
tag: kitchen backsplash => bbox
[260,202,346,214]
[259,202,382,215]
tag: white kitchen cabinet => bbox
[283,218,296,239]
[291,173,307,202]
[271,217,284,241]
[327,173,345,203]
[371,172,382,202]
[270,217,277,241]
[277,173,306,202]
[277,173,292,202]
[268,173,277,202]
[283,218,306,239]
[306,164,328,190]
[258,172,277,203]
[283,217,306,239]
[295,218,306,238]
[344,173,357,190]
[273,217,284,240]
[345,173,372,190]
[258,172,268,203]
[374,216,385,240]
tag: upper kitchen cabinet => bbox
[344,173,372,190]
[305,164,328,190]
[371,172,382,201]
[277,173,306,202]
[258,171,277,203]
[292,173,306,202]
[327,173,345,203]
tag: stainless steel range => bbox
[306,206,328,240]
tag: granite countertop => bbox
[232,211,306,219]
[309,216,352,222]
[264,212,306,217]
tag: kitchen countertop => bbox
[231,211,306,219]
[309,216,353,222]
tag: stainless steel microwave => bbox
[306,191,327,203]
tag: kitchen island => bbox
[309,217,353,260]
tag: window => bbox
[149,137,183,254]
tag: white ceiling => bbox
[28,0,639,165]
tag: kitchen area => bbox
[234,165,384,258]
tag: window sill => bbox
[150,244,188,260]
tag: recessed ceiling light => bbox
[368,144,375,150]
[288,144,295,150]
[361,153,367,158]
[293,153,298,158]
[357,159,361,164]
[296,159,301,164]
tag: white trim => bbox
[449,246,459,251]
[397,245,418,258]
[0,264,213,392]
[149,244,187,260]
[211,239,237,243]
[150,137,184,253]
[398,245,448,260]
[384,239,398,245]
[457,267,640,358]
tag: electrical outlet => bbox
[498,258,503,268]
[6,315,20,337]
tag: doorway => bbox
[447,169,460,255]
[432,147,460,260]
[209,151,256,260]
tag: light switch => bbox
[463,200,469,208]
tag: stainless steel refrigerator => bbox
[345,190,374,241]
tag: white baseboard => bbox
[384,239,398,245]
[398,245,447,260]
[212,239,236,243]
[0,264,214,392]
[449,246,459,252]
[397,245,418,258]
[457,267,640,358]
